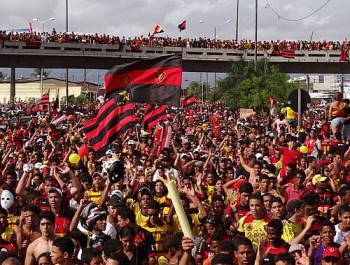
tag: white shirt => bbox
[334,223,350,245]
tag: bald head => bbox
[3,257,21,265]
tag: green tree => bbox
[31,68,51,78]
[185,81,210,101]
[216,59,299,111]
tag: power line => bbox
[265,0,331,22]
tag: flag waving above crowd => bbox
[83,98,137,155]
[104,54,182,107]
[178,20,186,31]
[152,25,164,35]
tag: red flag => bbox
[143,104,167,132]
[282,49,295,59]
[84,98,138,156]
[340,49,348,62]
[39,92,50,105]
[178,20,186,32]
[51,94,59,117]
[104,54,182,107]
[152,25,164,35]
[181,95,196,108]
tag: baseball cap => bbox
[34,162,43,169]
[48,187,63,197]
[109,193,124,207]
[312,174,327,186]
[41,166,50,174]
[128,140,135,145]
[255,153,263,159]
[322,247,341,259]
[194,161,204,167]
[289,244,303,253]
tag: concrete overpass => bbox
[0,41,349,74]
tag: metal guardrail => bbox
[0,41,342,62]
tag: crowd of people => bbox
[0,92,348,265]
[0,29,349,52]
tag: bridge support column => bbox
[10,68,15,103]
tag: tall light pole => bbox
[254,0,258,69]
[236,0,239,41]
[65,0,69,105]
[200,19,231,41]
[32,17,55,95]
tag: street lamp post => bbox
[199,19,231,41]
[66,0,69,106]
[254,0,258,69]
[236,0,239,41]
[32,17,55,95]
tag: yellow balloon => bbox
[300,146,308,154]
[69,153,81,164]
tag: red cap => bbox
[322,247,341,259]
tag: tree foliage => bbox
[185,81,210,101]
[31,68,51,78]
[215,59,299,110]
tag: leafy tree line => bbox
[185,59,300,111]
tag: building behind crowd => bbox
[0,77,100,103]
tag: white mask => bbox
[1,190,14,210]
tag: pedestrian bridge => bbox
[0,41,348,74]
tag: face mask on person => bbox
[1,190,14,210]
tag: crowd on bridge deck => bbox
[0,29,348,52]
[0,91,348,265]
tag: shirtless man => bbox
[16,205,41,250]
[25,211,58,265]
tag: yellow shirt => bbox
[1,226,14,241]
[237,214,271,251]
[285,107,295,120]
[141,220,169,252]
[85,190,102,204]
[282,220,302,243]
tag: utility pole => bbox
[341,74,344,96]
[235,0,239,41]
[65,0,69,105]
[254,0,258,69]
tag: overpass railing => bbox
[0,41,342,62]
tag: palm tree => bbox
[31,68,51,78]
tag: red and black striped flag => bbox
[143,104,167,132]
[178,20,186,32]
[39,92,50,105]
[104,54,182,107]
[181,95,196,108]
[83,98,138,155]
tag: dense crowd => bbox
[0,29,349,52]
[0,92,349,265]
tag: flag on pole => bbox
[104,54,182,106]
[39,91,50,105]
[29,22,33,33]
[83,98,138,156]
[152,25,164,35]
[143,104,167,132]
[178,20,186,32]
[181,95,196,108]
[51,92,59,117]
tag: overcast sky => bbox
[1,0,345,41]
[0,0,346,84]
